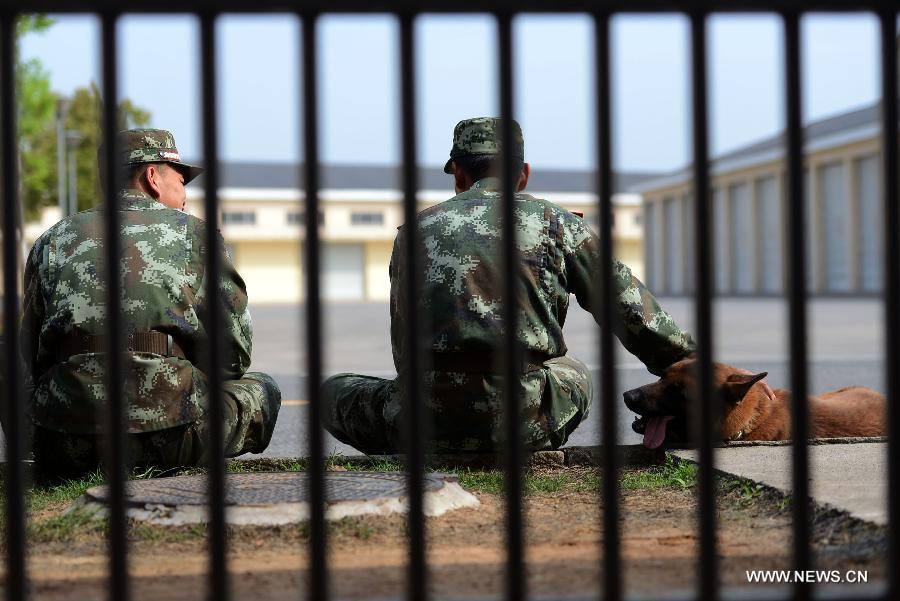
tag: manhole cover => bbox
[85,471,450,507]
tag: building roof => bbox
[630,100,891,193]
[188,162,660,195]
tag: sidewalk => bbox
[672,439,888,525]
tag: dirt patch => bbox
[7,465,887,600]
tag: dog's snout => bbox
[623,388,644,410]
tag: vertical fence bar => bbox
[399,11,427,601]
[594,11,621,601]
[689,10,718,601]
[497,11,524,601]
[301,13,329,601]
[783,11,812,601]
[880,9,899,601]
[199,12,230,601]
[100,13,129,601]
[0,13,27,601]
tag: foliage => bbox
[620,455,698,491]
[16,16,56,220]
[63,83,151,212]
[15,17,151,220]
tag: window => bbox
[288,211,325,225]
[222,211,255,225]
[351,212,384,226]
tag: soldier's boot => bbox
[320,373,400,454]
[537,355,593,450]
[221,372,282,456]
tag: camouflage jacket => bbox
[389,177,696,376]
[21,190,252,435]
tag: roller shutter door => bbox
[646,201,665,292]
[683,194,695,293]
[232,241,302,303]
[729,183,754,293]
[664,196,684,294]
[857,156,882,292]
[324,243,365,300]
[714,188,731,293]
[821,163,851,292]
[805,169,816,292]
[756,176,783,293]
[643,203,655,290]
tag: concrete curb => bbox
[69,472,480,526]
[228,437,887,471]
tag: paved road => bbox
[2,298,888,459]
[251,297,888,457]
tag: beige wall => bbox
[27,189,647,304]
[365,241,394,301]
[233,241,303,304]
[616,239,644,282]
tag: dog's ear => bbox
[722,372,768,404]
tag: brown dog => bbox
[623,357,886,449]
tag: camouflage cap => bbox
[443,117,525,174]
[114,128,203,184]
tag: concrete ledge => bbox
[562,445,665,467]
[71,471,480,526]
[359,451,566,470]
[672,441,889,526]
[364,445,665,469]
[710,436,887,447]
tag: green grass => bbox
[620,455,698,491]
[28,507,107,543]
[1,452,729,546]
[457,469,505,494]
[456,468,600,495]
[27,469,106,513]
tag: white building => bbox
[633,103,889,296]
[25,163,657,303]
[184,163,655,303]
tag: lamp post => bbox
[56,98,70,216]
[66,131,81,216]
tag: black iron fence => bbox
[0,3,897,601]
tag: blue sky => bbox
[20,12,881,173]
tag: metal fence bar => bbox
[99,13,130,601]
[783,10,812,601]
[594,11,621,601]
[497,11,524,601]
[689,10,718,601]
[399,11,428,601]
[199,12,230,601]
[879,9,899,601]
[300,12,329,601]
[0,12,27,601]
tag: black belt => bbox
[430,350,551,374]
[58,331,186,361]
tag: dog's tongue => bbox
[643,415,674,449]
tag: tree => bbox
[64,84,151,212]
[16,17,151,219]
[16,16,56,220]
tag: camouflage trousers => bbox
[31,372,282,478]
[320,355,592,454]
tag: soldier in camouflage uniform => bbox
[18,129,281,476]
[320,117,696,453]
